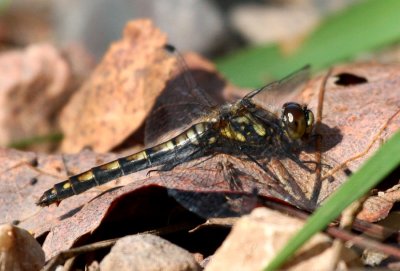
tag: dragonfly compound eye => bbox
[281,102,314,140]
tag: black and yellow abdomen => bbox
[36,122,211,206]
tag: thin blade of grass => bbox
[0,0,11,13]
[264,130,400,271]
[7,133,63,149]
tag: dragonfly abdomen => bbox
[36,122,211,206]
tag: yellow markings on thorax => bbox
[126,151,148,161]
[220,126,233,139]
[100,160,120,171]
[244,113,266,137]
[234,132,246,142]
[252,123,266,137]
[235,116,250,124]
[78,170,95,182]
[220,125,246,142]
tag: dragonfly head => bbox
[280,102,314,140]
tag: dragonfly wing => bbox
[144,46,225,146]
[159,154,264,218]
[244,65,311,111]
[157,153,309,218]
[153,132,349,218]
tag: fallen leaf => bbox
[205,208,361,271]
[0,148,125,237]
[305,64,400,218]
[0,44,74,150]
[59,19,175,153]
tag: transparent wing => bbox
[162,154,293,218]
[144,45,226,146]
[159,144,349,218]
[244,65,311,110]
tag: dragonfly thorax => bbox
[214,102,277,147]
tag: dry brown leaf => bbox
[0,147,182,260]
[205,208,361,271]
[313,63,400,167]
[304,64,400,219]
[0,148,125,237]
[59,19,176,153]
[0,44,74,149]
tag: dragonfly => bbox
[37,45,336,216]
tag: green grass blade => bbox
[7,133,63,149]
[217,0,400,88]
[0,0,11,13]
[264,130,400,271]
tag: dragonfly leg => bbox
[146,163,180,177]
[217,156,244,191]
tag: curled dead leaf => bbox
[0,44,74,150]
[60,19,175,153]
